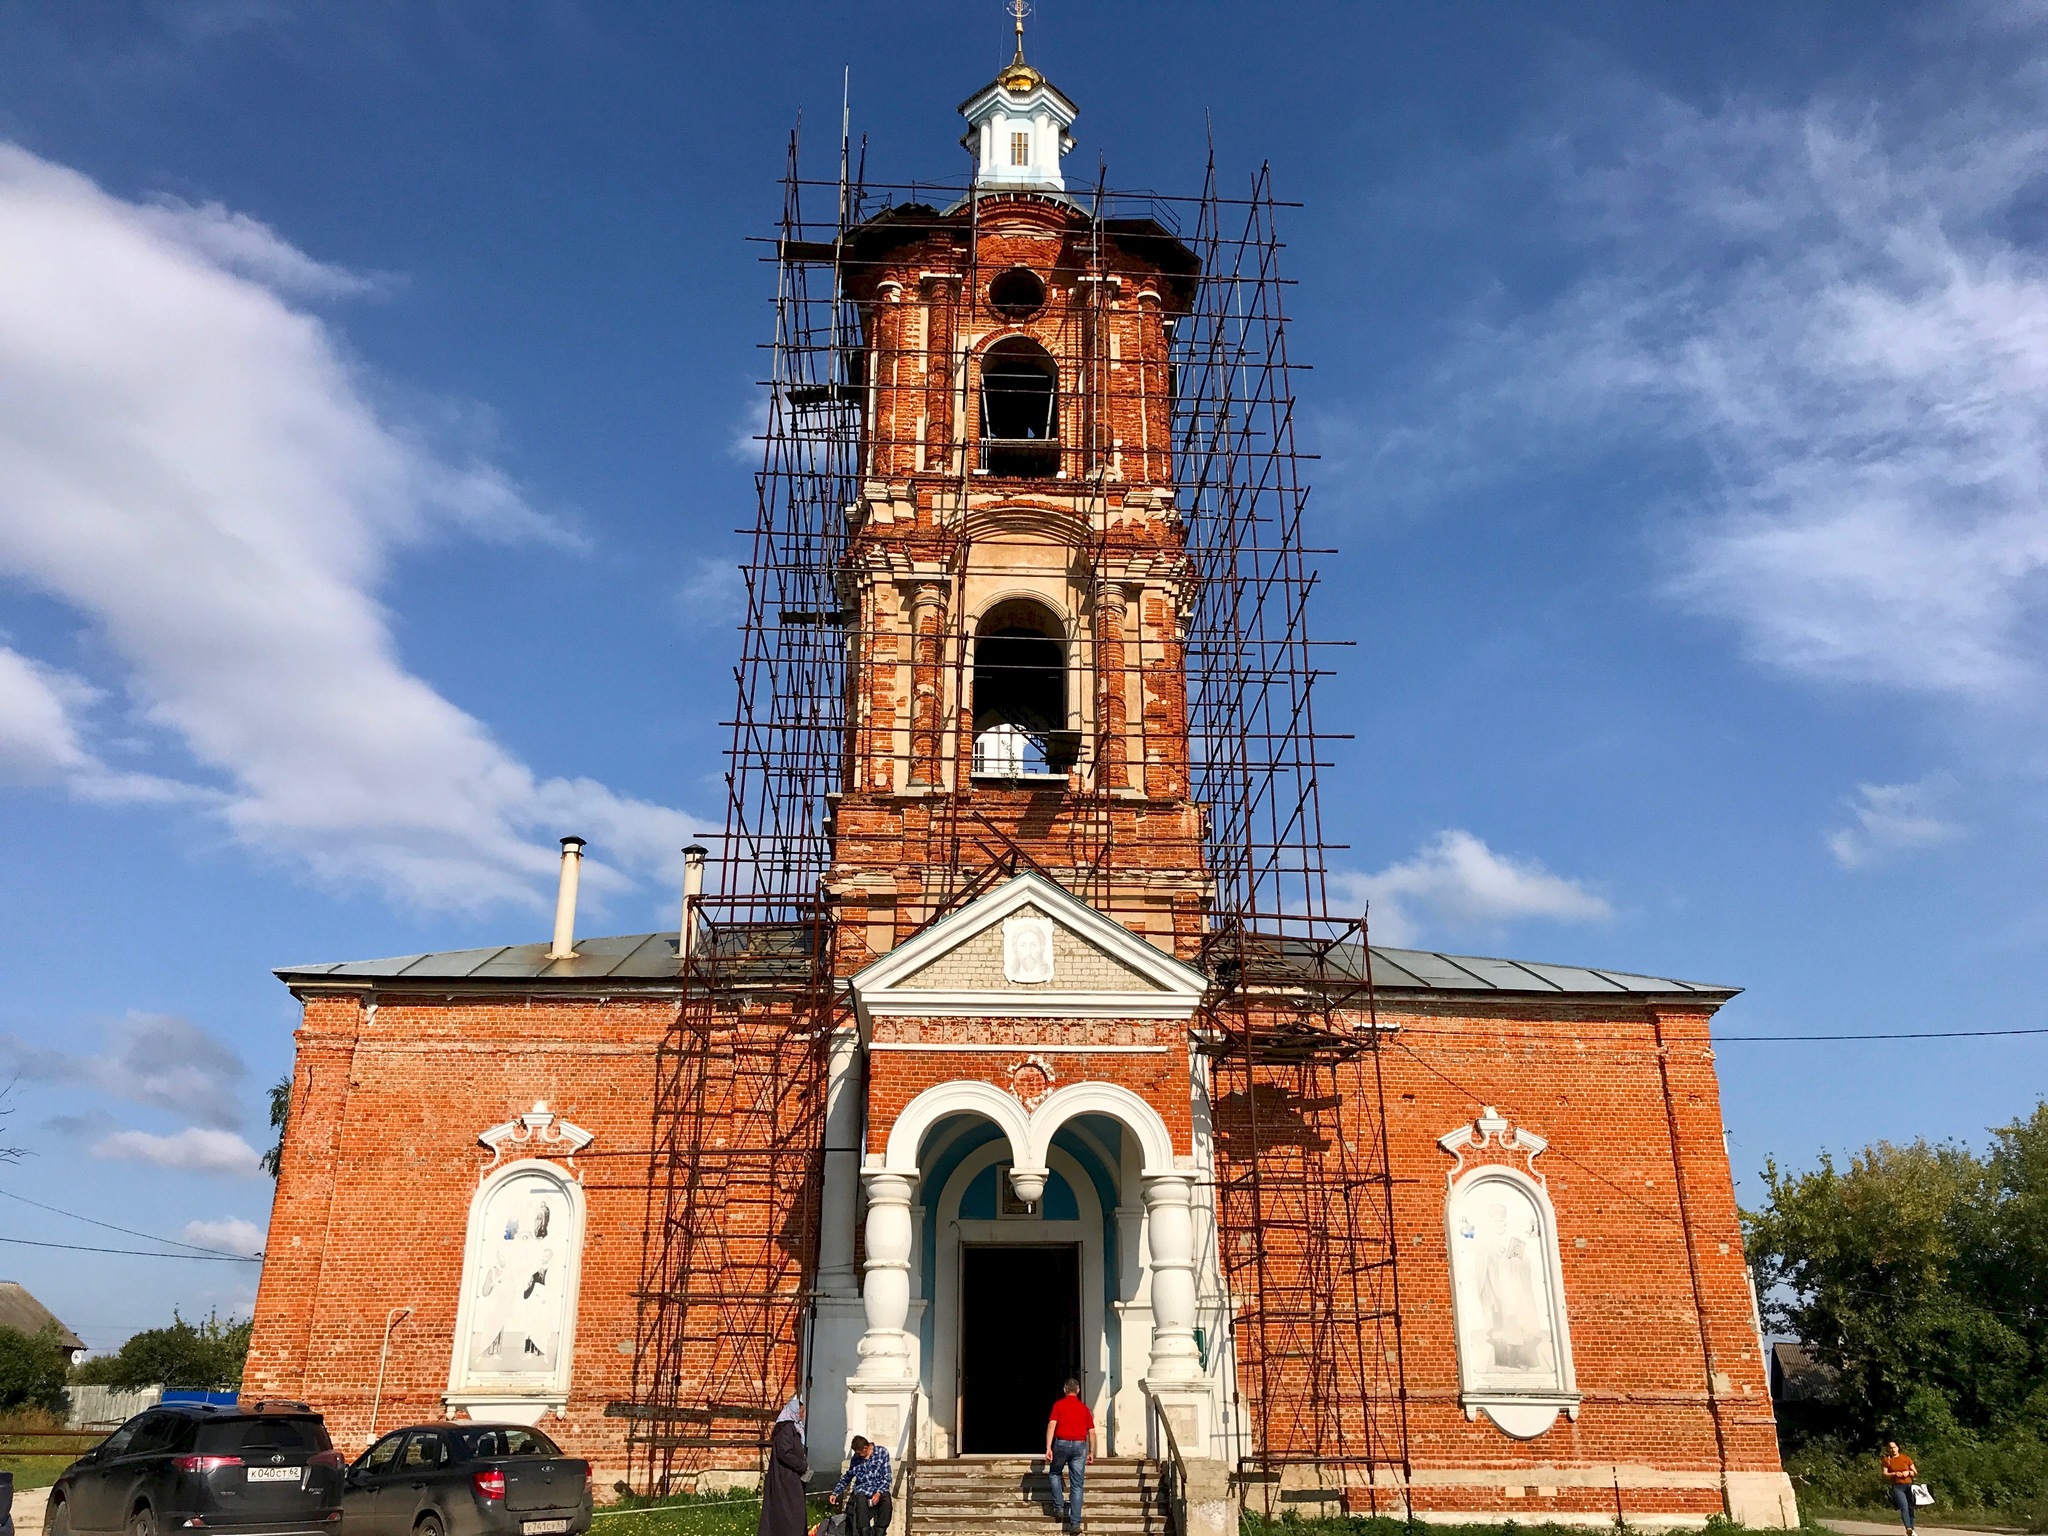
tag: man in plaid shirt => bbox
[831,1436,893,1536]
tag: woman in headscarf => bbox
[760,1396,808,1536]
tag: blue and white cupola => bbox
[958,14,1077,193]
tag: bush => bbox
[1787,1431,2048,1519]
[71,1310,250,1391]
[0,1325,71,1413]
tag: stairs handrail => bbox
[1143,1388,1188,1536]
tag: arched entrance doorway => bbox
[917,1113,1120,1454]
[845,1079,1213,1461]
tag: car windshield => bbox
[453,1427,561,1459]
[194,1417,332,1455]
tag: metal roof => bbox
[1350,943,1736,999]
[279,930,1732,1000]
[278,931,682,984]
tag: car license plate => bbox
[247,1468,301,1483]
[523,1521,571,1534]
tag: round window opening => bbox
[989,267,1047,320]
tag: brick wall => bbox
[245,988,678,1487]
[1214,996,1783,1521]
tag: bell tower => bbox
[825,33,1207,970]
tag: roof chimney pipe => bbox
[680,844,708,963]
[547,837,586,960]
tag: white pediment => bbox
[851,873,1209,1023]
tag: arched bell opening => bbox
[972,598,1074,777]
[979,337,1060,478]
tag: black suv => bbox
[47,1403,344,1536]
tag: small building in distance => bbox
[0,1280,87,1365]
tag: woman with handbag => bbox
[1881,1441,1921,1532]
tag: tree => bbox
[0,1324,71,1412]
[0,1077,24,1164]
[1745,1105,2048,1445]
[260,1074,291,1179]
[71,1311,252,1391]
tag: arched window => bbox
[973,599,1072,777]
[980,338,1059,478]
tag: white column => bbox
[806,1030,869,1464]
[1143,1175,1202,1384]
[856,1172,916,1378]
[816,1030,863,1297]
[1142,1173,1212,1459]
[846,1169,920,1455]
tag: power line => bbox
[1716,1027,2048,1042]
[1376,1023,2048,1046]
[0,1186,259,1261]
[0,1235,260,1264]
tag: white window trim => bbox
[1439,1111,1581,1439]
[445,1156,588,1425]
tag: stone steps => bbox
[907,1457,1168,1536]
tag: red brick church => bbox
[247,27,1797,1529]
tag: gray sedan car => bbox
[341,1426,589,1536]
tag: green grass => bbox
[1,1452,77,1493]
[1238,1518,1837,1536]
[592,1491,834,1536]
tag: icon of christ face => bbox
[1003,915,1055,983]
[1014,928,1045,974]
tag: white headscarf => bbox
[775,1395,805,1442]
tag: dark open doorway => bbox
[959,1244,1081,1454]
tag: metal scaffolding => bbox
[624,120,1411,1503]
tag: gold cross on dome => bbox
[1008,0,1031,62]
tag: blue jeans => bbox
[1049,1439,1087,1528]
[1893,1484,1915,1531]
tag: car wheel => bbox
[48,1499,73,1536]
[129,1506,160,1536]
[417,1515,446,1536]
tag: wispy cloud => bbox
[1363,18,2048,710]
[0,646,190,802]
[180,1216,266,1256]
[1337,829,1610,948]
[136,196,390,299]
[0,143,700,911]
[94,1127,263,1176]
[0,1013,249,1130]
[1827,772,1964,869]
[675,556,745,632]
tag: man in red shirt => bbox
[1045,1378,1093,1533]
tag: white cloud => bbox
[180,1216,266,1256]
[675,556,745,632]
[0,1013,249,1130]
[0,645,189,802]
[1365,25,2048,709]
[93,1127,263,1176]
[0,143,699,911]
[136,197,385,299]
[0,644,91,781]
[1337,829,1611,948]
[728,393,769,465]
[1827,773,1964,869]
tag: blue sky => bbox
[2,1,2046,1352]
